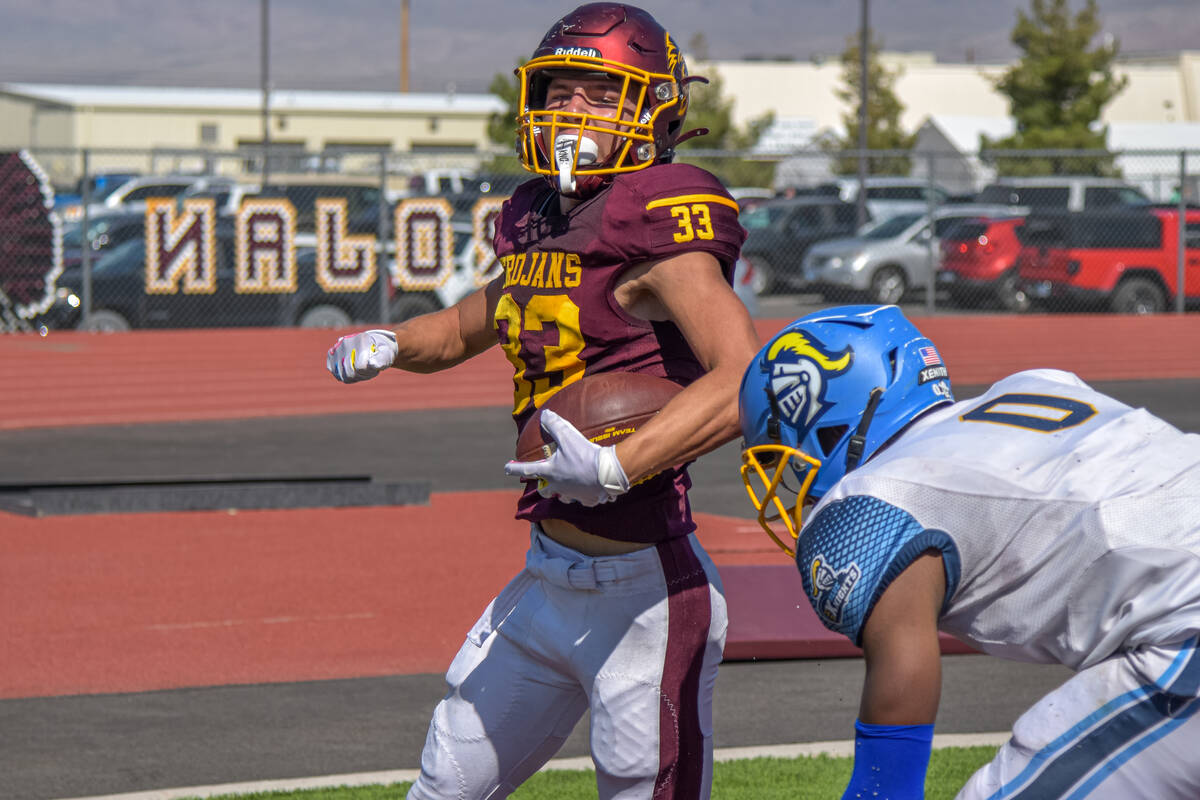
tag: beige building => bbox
[3,49,1196,187]
[0,83,507,184]
[704,50,1200,134]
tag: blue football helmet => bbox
[738,305,954,555]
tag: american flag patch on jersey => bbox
[918,346,941,366]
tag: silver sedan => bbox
[802,205,1021,304]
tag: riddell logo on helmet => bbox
[554,47,602,58]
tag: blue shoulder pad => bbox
[797,495,959,645]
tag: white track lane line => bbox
[51,732,1012,800]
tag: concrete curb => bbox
[52,732,1011,800]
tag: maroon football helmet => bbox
[516,3,707,197]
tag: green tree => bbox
[482,62,527,175]
[677,66,776,188]
[982,0,1128,176]
[828,31,915,176]
[486,61,524,150]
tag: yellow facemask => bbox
[517,55,684,186]
[739,444,823,557]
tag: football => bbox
[514,372,684,461]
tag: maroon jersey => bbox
[492,163,747,542]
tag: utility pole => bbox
[856,0,869,230]
[260,0,271,187]
[400,0,410,92]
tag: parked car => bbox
[975,177,1152,212]
[60,210,145,270]
[402,167,477,197]
[731,257,758,315]
[801,205,1017,304]
[739,197,865,294]
[728,186,776,211]
[1016,207,1200,314]
[248,175,388,238]
[177,177,261,217]
[937,214,1032,311]
[833,177,952,223]
[95,175,206,214]
[39,223,440,331]
[53,171,142,220]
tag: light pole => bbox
[400,0,410,92]
[856,0,869,230]
[261,0,271,187]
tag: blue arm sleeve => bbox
[840,720,933,800]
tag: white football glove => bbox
[326,329,398,383]
[504,409,631,507]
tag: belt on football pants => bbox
[528,526,663,590]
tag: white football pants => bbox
[957,636,1200,799]
[407,525,728,800]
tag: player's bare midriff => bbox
[541,517,654,556]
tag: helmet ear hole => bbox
[886,347,899,382]
[816,424,849,457]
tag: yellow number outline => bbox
[495,293,587,415]
[691,203,715,240]
[671,205,694,243]
[669,203,714,243]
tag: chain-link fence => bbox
[1,145,1197,332]
[683,146,1200,316]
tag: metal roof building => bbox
[0,82,506,183]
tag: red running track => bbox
[0,492,786,699]
[2,314,1197,700]
[3,314,1199,430]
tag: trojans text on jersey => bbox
[501,251,584,290]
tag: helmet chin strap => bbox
[845,387,885,471]
[554,135,599,194]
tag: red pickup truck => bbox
[1016,208,1200,313]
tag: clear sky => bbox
[2,0,1196,94]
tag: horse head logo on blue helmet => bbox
[738,305,954,556]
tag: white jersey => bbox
[799,369,1200,670]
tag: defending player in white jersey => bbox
[737,304,1200,799]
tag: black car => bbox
[249,182,389,235]
[738,197,866,293]
[41,228,439,331]
[60,210,146,271]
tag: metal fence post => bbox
[80,148,92,326]
[926,152,937,314]
[1177,149,1187,315]
[378,150,392,324]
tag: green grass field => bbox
[188,745,998,799]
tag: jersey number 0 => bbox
[961,392,1097,432]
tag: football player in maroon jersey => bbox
[326,4,759,798]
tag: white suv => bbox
[832,177,952,223]
[975,177,1151,211]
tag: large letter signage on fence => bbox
[0,151,62,324]
[315,198,377,293]
[129,192,514,302]
[235,198,298,293]
[471,196,506,286]
[394,197,455,290]
[145,198,217,294]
